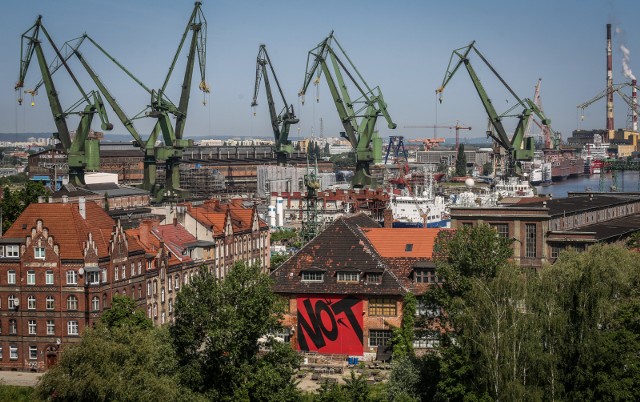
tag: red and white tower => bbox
[607,24,615,139]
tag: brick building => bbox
[449,192,640,269]
[271,214,443,359]
[0,196,271,371]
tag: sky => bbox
[1,0,640,143]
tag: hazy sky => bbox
[2,0,640,143]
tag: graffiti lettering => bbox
[297,296,363,354]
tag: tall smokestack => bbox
[633,79,638,132]
[607,24,615,138]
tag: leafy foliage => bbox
[101,294,152,330]
[1,181,49,233]
[171,262,300,401]
[35,325,188,402]
[391,292,416,358]
[454,144,467,176]
[0,383,36,402]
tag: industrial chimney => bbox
[633,79,638,132]
[607,24,615,139]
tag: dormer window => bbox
[35,247,45,259]
[415,268,438,284]
[301,271,324,282]
[405,244,413,252]
[5,245,19,258]
[337,272,360,283]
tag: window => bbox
[415,268,438,284]
[0,246,3,257]
[46,320,55,335]
[168,299,173,313]
[28,320,36,335]
[7,270,16,285]
[153,280,158,295]
[405,244,413,252]
[369,329,392,347]
[46,296,54,310]
[46,270,54,285]
[490,223,509,239]
[66,271,77,285]
[0,347,2,359]
[168,276,173,292]
[101,268,107,283]
[6,245,19,258]
[147,281,151,296]
[131,263,135,277]
[138,285,142,298]
[551,245,564,259]
[9,319,17,335]
[67,295,78,310]
[175,274,180,290]
[67,320,79,335]
[91,296,100,311]
[161,312,166,324]
[35,247,45,259]
[413,332,440,349]
[88,271,100,285]
[121,265,126,279]
[137,262,142,275]
[29,346,37,360]
[147,306,152,318]
[161,288,165,303]
[525,224,537,258]
[27,295,36,310]
[337,272,360,283]
[369,298,397,316]
[366,272,382,285]
[114,266,119,281]
[301,272,324,282]
[153,303,158,318]
[183,273,188,285]
[27,270,36,285]
[8,295,16,309]
[9,345,18,360]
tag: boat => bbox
[581,134,610,175]
[493,176,535,198]
[389,193,449,228]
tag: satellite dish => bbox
[464,178,475,188]
[56,338,61,345]
[78,268,85,276]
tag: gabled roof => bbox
[272,213,446,296]
[185,199,266,234]
[361,228,443,258]
[152,223,196,262]
[3,202,114,260]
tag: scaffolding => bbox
[179,165,226,198]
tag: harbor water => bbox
[535,171,640,198]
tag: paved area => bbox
[0,371,42,387]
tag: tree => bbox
[1,181,49,233]
[171,262,301,401]
[323,143,331,157]
[454,144,467,176]
[391,293,416,358]
[482,162,493,176]
[101,294,152,330]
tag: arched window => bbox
[91,296,100,311]
[153,303,158,318]
[153,280,158,295]
[102,293,107,309]
[168,275,173,292]
[175,274,180,290]
[161,288,165,303]
[138,285,142,298]
[147,306,152,318]
[147,281,151,296]
[67,295,78,310]
[131,286,136,299]
[168,298,173,313]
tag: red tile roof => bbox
[3,202,115,260]
[361,228,445,258]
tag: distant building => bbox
[272,214,445,358]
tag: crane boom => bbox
[436,41,551,177]
[251,45,298,165]
[299,32,396,188]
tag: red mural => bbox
[297,295,363,355]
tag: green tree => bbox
[391,293,416,358]
[454,144,467,176]
[323,143,331,157]
[101,294,152,330]
[36,325,188,402]
[1,180,49,233]
[482,162,493,176]
[171,262,300,401]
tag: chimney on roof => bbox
[79,197,86,219]
[383,208,393,228]
[62,195,68,203]
[173,217,178,227]
[38,196,44,204]
[48,196,53,203]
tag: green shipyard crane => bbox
[251,44,299,165]
[34,2,209,200]
[299,32,396,188]
[15,16,113,186]
[436,41,552,177]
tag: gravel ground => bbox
[0,371,42,387]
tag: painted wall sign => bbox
[297,295,363,355]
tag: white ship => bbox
[389,193,449,228]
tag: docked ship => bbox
[543,148,584,181]
[581,134,610,175]
[389,193,449,228]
